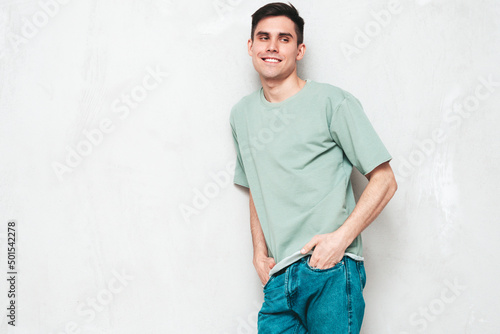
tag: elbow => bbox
[367,162,398,198]
[388,174,398,198]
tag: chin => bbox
[260,74,281,81]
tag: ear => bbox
[296,43,306,61]
[247,38,253,57]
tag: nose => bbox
[266,38,278,53]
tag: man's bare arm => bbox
[337,161,398,245]
[250,189,276,285]
[250,189,267,258]
[301,161,398,269]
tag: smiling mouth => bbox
[261,57,282,63]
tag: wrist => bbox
[333,225,356,249]
[253,252,268,262]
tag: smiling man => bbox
[229,2,397,333]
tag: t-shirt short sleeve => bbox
[230,115,250,188]
[329,92,392,175]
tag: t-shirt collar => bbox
[259,79,311,107]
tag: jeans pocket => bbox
[357,261,366,289]
[305,255,344,273]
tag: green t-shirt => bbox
[229,79,392,278]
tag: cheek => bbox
[283,48,298,60]
[252,57,264,68]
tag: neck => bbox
[260,72,306,103]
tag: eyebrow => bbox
[255,31,294,39]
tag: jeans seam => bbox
[285,268,292,310]
[346,257,353,334]
[357,262,363,290]
[362,264,365,290]
[293,318,301,334]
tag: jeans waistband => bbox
[273,266,288,277]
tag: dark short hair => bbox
[251,2,304,46]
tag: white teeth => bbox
[263,58,280,63]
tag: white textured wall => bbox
[0,0,499,333]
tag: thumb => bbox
[268,258,276,268]
[301,237,317,254]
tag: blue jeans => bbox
[258,254,366,333]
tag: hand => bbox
[253,254,276,286]
[300,230,350,270]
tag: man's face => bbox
[248,15,305,82]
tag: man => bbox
[229,2,397,333]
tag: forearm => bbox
[249,190,268,259]
[336,163,398,246]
